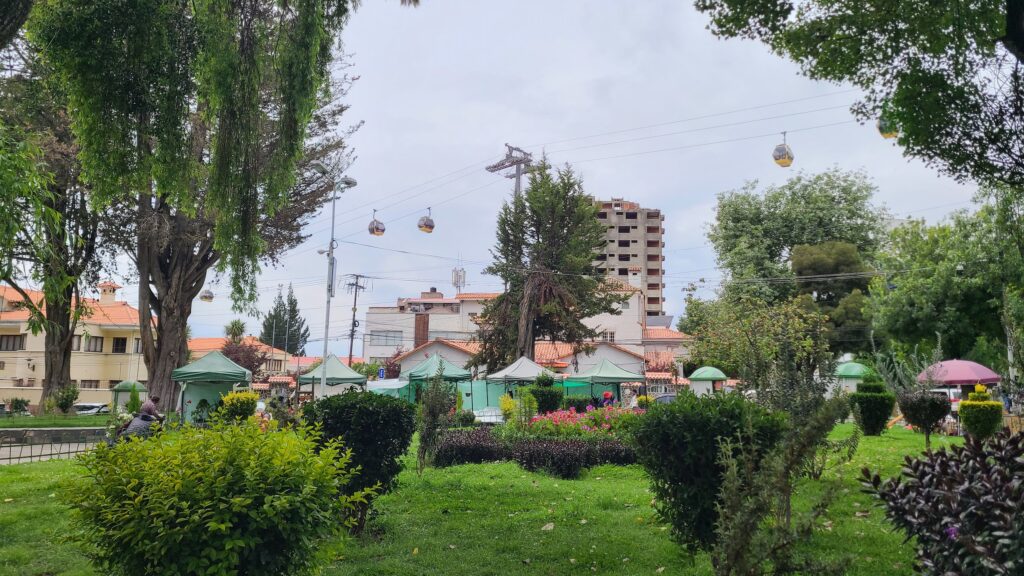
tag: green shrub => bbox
[534,373,555,388]
[418,376,455,474]
[561,397,593,411]
[454,409,477,427]
[303,391,416,533]
[629,391,788,551]
[513,390,538,428]
[897,390,950,449]
[67,421,369,576]
[959,400,1004,440]
[850,379,895,436]
[267,398,300,428]
[4,397,30,414]
[55,384,79,414]
[528,385,563,414]
[125,384,142,415]
[215,390,259,423]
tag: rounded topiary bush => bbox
[897,389,950,448]
[302,391,416,532]
[959,386,1004,440]
[67,421,365,576]
[215,390,259,423]
[851,376,896,436]
[528,385,564,414]
[629,390,788,551]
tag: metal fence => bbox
[0,429,102,465]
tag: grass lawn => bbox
[0,424,961,576]
[0,415,109,429]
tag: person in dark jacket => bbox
[119,413,160,439]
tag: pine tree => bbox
[471,160,626,369]
[260,284,310,355]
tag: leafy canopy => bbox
[28,0,352,303]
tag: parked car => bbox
[929,388,963,413]
[74,403,110,416]
[652,393,677,405]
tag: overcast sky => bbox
[130,1,974,357]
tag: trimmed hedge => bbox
[629,390,788,551]
[302,391,416,533]
[897,390,949,447]
[433,428,635,478]
[959,400,1004,440]
[528,386,564,414]
[851,381,895,436]
[216,390,259,423]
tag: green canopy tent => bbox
[111,380,147,410]
[688,366,727,396]
[483,356,555,408]
[563,358,645,402]
[171,351,252,423]
[298,354,368,397]
[399,353,472,402]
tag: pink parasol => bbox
[917,359,1001,385]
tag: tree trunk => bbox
[40,286,74,403]
[137,194,217,409]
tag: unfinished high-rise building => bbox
[593,198,666,320]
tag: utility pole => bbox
[345,274,369,370]
[486,143,533,198]
[310,163,357,400]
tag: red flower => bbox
[602,391,613,400]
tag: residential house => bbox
[0,282,149,407]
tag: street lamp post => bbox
[311,163,357,400]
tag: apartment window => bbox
[646,211,661,219]
[620,301,630,310]
[468,312,479,321]
[646,226,660,233]
[429,330,469,341]
[108,380,120,389]
[112,337,128,354]
[617,226,630,233]
[14,378,29,388]
[600,332,616,343]
[646,268,661,276]
[595,254,606,261]
[368,331,402,346]
[647,283,660,290]
[647,254,660,262]
[625,211,637,219]
[0,334,25,351]
[134,338,142,353]
[617,268,628,276]
[85,336,104,353]
[617,240,629,247]
[72,335,81,351]
[597,211,607,219]
[80,379,100,389]
[617,254,630,261]
[0,361,5,370]
[268,360,283,372]
[607,239,615,244]
[648,296,664,305]
[646,240,660,248]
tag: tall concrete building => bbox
[594,198,666,320]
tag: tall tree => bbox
[221,339,270,382]
[692,0,1024,190]
[869,208,1018,370]
[471,161,626,369]
[790,241,873,354]
[259,284,310,355]
[708,169,885,303]
[0,40,110,403]
[27,1,357,406]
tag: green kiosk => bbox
[172,351,252,423]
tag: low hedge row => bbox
[434,428,636,479]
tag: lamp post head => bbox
[339,176,357,188]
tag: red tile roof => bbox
[0,285,141,327]
[188,336,289,357]
[643,327,689,340]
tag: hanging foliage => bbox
[27,0,352,302]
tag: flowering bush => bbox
[527,405,643,438]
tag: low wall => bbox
[0,427,106,445]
